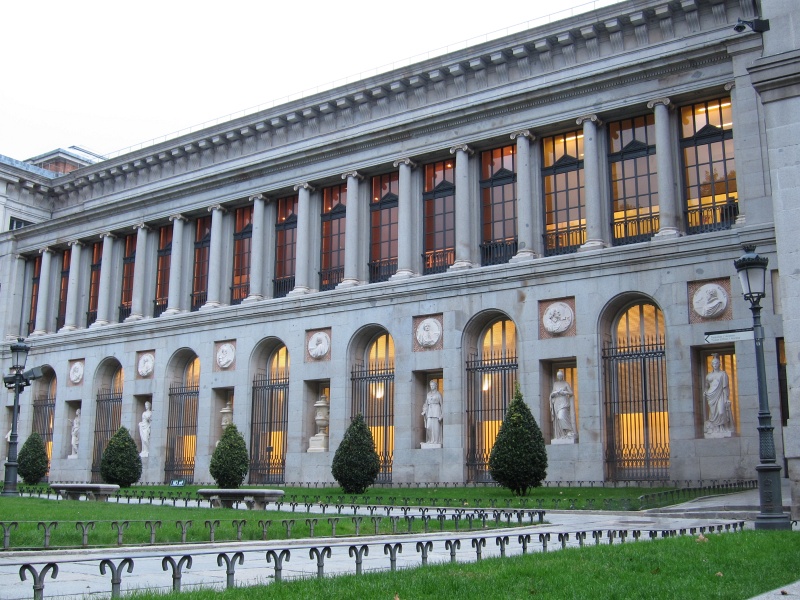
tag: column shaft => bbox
[61,241,83,331]
[31,248,53,335]
[127,224,149,320]
[510,131,536,262]
[339,172,363,288]
[91,233,115,327]
[244,194,266,302]
[202,205,225,309]
[649,99,680,237]
[578,115,606,251]
[391,158,416,279]
[450,145,474,270]
[164,215,186,315]
[290,184,314,295]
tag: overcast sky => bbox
[1,0,611,162]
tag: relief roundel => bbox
[308,331,331,359]
[692,283,728,318]
[415,318,442,347]
[542,302,574,335]
[69,361,84,384]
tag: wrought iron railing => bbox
[543,227,585,256]
[319,267,344,291]
[479,239,517,266]
[273,276,295,299]
[250,372,289,484]
[612,215,659,246]
[368,259,398,283]
[422,248,454,274]
[686,201,738,234]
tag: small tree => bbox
[210,423,249,488]
[17,431,49,485]
[488,382,548,496]
[100,427,142,487]
[331,414,380,494]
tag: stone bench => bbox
[197,488,285,510]
[50,483,120,502]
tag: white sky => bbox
[1,0,612,162]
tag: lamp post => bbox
[3,337,31,497]
[733,245,791,529]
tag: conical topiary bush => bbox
[18,431,49,485]
[209,423,249,488]
[331,414,381,494]
[100,426,142,487]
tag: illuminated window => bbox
[320,184,346,291]
[480,146,517,265]
[184,357,200,387]
[118,234,137,321]
[191,216,211,311]
[27,254,42,334]
[250,345,290,484]
[423,160,455,274]
[369,173,399,282]
[153,225,172,317]
[274,195,298,298]
[86,241,102,327]
[681,97,737,233]
[608,115,659,245]
[542,131,585,256]
[56,249,70,330]
[231,206,253,305]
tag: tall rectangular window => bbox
[231,206,253,305]
[369,173,399,283]
[154,225,172,317]
[423,160,456,274]
[480,145,517,265]
[118,234,137,322]
[86,241,102,327]
[681,97,736,234]
[274,194,298,298]
[27,255,42,335]
[542,131,585,256]
[56,248,70,330]
[320,184,347,291]
[608,115,659,245]
[191,216,211,311]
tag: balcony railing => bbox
[368,258,398,283]
[479,239,517,266]
[319,267,343,291]
[422,248,454,275]
[273,276,295,299]
[612,215,660,246]
[686,200,737,235]
[153,298,168,318]
[190,291,207,312]
[543,227,585,257]
[118,304,132,322]
[230,282,250,305]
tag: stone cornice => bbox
[748,49,800,103]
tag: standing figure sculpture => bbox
[139,401,153,457]
[549,370,576,440]
[68,409,81,457]
[422,380,443,446]
[704,355,732,435]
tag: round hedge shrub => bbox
[488,382,548,496]
[331,413,381,494]
[210,423,249,488]
[17,431,49,485]
[100,426,142,487]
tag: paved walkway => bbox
[0,483,795,600]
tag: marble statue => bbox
[549,370,576,440]
[69,409,81,457]
[139,401,152,457]
[421,380,443,446]
[704,356,732,436]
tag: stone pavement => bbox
[0,483,795,600]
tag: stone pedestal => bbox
[308,396,330,452]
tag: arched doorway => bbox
[466,318,517,482]
[32,367,56,480]
[250,344,289,484]
[602,301,670,480]
[91,362,123,482]
[164,356,199,483]
[351,331,394,483]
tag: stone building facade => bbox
[2,0,798,504]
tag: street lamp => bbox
[3,337,31,497]
[733,245,791,529]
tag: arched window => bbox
[165,355,199,483]
[251,345,290,484]
[466,318,518,482]
[184,357,200,387]
[603,302,669,480]
[91,363,124,482]
[32,371,56,475]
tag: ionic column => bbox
[91,232,115,327]
[289,183,315,296]
[60,241,83,331]
[338,171,363,288]
[449,144,474,270]
[163,215,186,316]
[510,131,537,262]
[648,98,680,238]
[576,114,606,251]
[201,205,226,309]
[243,194,266,302]
[31,248,53,335]
[391,158,417,280]
[126,223,149,321]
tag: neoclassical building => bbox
[2,0,799,504]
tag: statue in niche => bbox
[68,409,81,457]
[704,355,733,436]
[139,401,153,458]
[549,370,576,441]
[421,380,443,446]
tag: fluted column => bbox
[338,171,363,288]
[648,98,680,238]
[163,214,186,316]
[510,130,536,262]
[243,194,266,302]
[126,223,149,321]
[91,233,115,327]
[289,183,314,296]
[449,144,474,270]
[576,114,606,251]
[201,205,226,309]
[391,158,417,280]
[60,241,83,331]
[31,248,53,335]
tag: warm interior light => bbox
[482,375,491,391]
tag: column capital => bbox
[133,222,150,232]
[647,97,672,110]
[724,81,735,92]
[341,171,363,181]
[169,214,187,223]
[68,240,84,248]
[293,182,316,193]
[449,144,474,155]
[510,130,536,141]
[249,193,267,202]
[393,157,417,169]
[100,232,116,240]
[576,114,603,126]
[207,204,226,214]
[38,247,53,256]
